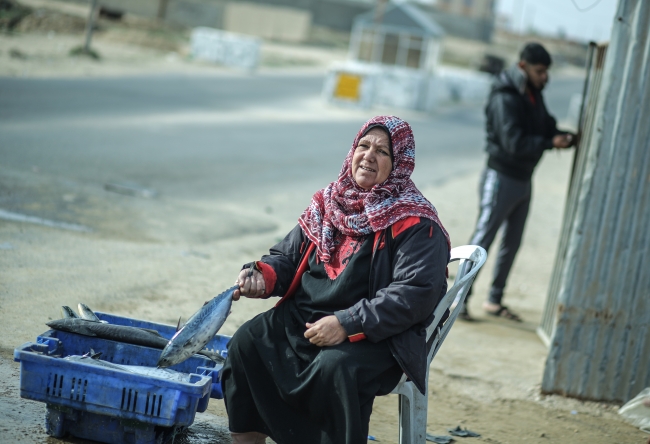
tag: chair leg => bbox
[397,383,429,444]
[398,393,412,444]
[411,389,429,444]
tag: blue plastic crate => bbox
[44,405,181,444]
[95,311,231,400]
[14,312,231,444]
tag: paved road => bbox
[0,71,584,244]
[0,73,583,204]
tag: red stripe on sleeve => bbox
[348,333,367,342]
[391,216,421,239]
[255,261,277,298]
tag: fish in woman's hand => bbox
[156,285,234,368]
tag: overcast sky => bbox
[496,0,619,42]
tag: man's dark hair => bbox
[520,43,552,66]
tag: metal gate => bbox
[537,42,609,347]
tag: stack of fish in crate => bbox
[14,305,231,444]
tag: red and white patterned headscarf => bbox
[298,115,450,263]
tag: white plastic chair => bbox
[389,245,487,444]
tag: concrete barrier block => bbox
[374,68,427,110]
[322,62,380,109]
[431,67,492,105]
[191,27,261,71]
[323,62,491,111]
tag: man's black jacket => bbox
[485,65,562,181]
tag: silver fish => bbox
[78,303,103,322]
[121,365,193,383]
[63,352,195,383]
[157,285,234,368]
[49,318,170,348]
[63,307,162,336]
[47,318,224,362]
[61,306,80,319]
[64,353,132,372]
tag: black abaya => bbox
[222,235,402,444]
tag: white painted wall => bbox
[223,2,312,43]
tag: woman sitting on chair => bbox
[222,115,451,444]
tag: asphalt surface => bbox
[0,73,583,204]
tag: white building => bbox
[323,1,493,111]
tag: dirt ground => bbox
[0,0,347,78]
[1,2,648,443]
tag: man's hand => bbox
[304,316,347,347]
[233,267,265,301]
[553,133,574,148]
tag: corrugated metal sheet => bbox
[538,42,609,347]
[541,0,650,403]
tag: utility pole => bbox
[83,0,99,54]
[157,0,170,21]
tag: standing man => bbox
[461,43,575,322]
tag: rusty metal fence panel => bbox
[537,42,608,347]
[540,0,650,403]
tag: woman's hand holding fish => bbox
[304,316,347,347]
[233,268,266,300]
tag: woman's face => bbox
[352,128,392,190]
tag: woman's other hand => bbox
[233,267,265,301]
[304,316,347,347]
